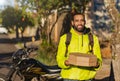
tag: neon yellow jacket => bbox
[56,28,102,80]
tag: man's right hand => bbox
[65,60,70,66]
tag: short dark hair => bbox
[71,8,85,21]
[71,13,85,20]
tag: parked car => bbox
[0,27,8,34]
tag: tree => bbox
[104,0,120,81]
[1,6,35,38]
[0,12,2,24]
[16,0,64,44]
[16,0,91,44]
[1,6,17,29]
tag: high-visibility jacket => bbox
[56,28,102,80]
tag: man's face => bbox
[72,14,85,32]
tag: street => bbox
[0,34,17,75]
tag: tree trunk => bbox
[104,0,120,81]
[16,26,19,39]
[85,0,95,30]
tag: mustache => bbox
[72,25,85,32]
[77,24,84,27]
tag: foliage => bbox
[0,18,2,24]
[1,6,17,29]
[0,12,2,24]
[1,6,35,33]
[16,0,91,43]
[16,0,91,18]
[35,40,57,65]
[63,0,91,13]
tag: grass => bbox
[0,18,2,24]
[35,41,58,66]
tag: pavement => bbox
[0,34,17,75]
[94,58,112,81]
[0,34,112,81]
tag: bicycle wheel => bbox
[0,73,6,81]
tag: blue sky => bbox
[0,0,14,6]
[0,0,5,5]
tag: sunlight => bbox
[0,0,5,5]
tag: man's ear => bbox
[84,20,86,25]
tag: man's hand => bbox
[94,61,100,68]
[65,60,70,66]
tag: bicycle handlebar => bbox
[12,46,38,59]
[26,47,38,54]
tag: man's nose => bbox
[78,21,82,24]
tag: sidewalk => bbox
[95,58,111,81]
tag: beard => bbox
[73,25,85,32]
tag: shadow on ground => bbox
[0,52,13,68]
[0,52,13,58]
[0,36,40,44]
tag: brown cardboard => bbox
[68,53,97,67]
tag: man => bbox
[56,12,102,81]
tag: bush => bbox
[35,40,57,66]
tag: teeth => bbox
[78,26,82,27]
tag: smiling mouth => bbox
[77,25,83,28]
